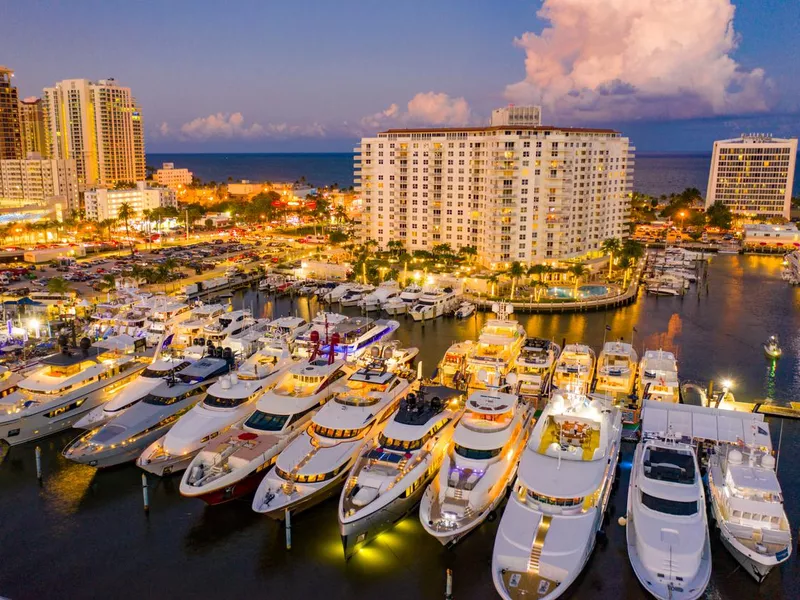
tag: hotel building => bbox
[0,156,79,211]
[42,78,146,188]
[18,98,48,158]
[155,162,193,189]
[706,134,798,220]
[0,66,22,160]
[84,181,176,221]
[355,124,634,268]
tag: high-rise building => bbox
[0,66,22,160]
[42,78,146,188]
[355,123,633,268]
[84,181,176,221]
[706,134,798,220]
[0,156,79,211]
[490,105,542,127]
[18,97,48,158]
[155,162,193,189]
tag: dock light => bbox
[721,379,733,391]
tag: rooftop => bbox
[377,125,619,136]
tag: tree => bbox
[97,273,116,293]
[688,230,703,242]
[432,243,455,265]
[117,202,136,256]
[488,273,500,297]
[532,280,549,302]
[527,264,550,284]
[601,238,622,278]
[113,180,136,190]
[506,261,526,300]
[458,245,478,265]
[386,239,404,258]
[621,239,644,262]
[568,263,588,298]
[706,201,733,230]
[47,276,72,295]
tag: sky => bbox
[3,0,799,153]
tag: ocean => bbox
[149,152,800,198]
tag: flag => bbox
[161,333,175,349]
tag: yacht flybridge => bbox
[420,376,531,547]
[0,334,146,446]
[144,299,192,346]
[435,341,474,389]
[552,344,596,393]
[465,303,525,389]
[492,390,622,600]
[514,338,561,399]
[595,341,639,398]
[409,287,458,321]
[339,384,465,558]
[252,355,414,518]
[637,350,680,403]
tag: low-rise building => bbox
[84,181,176,221]
[742,223,800,251]
[155,162,192,189]
[0,156,79,212]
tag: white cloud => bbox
[157,122,170,136]
[360,92,472,132]
[506,0,773,121]
[176,112,326,141]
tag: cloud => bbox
[175,112,326,141]
[360,92,472,132]
[157,122,170,136]
[506,0,774,122]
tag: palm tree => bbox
[117,202,136,256]
[532,280,549,302]
[47,276,72,295]
[506,261,526,300]
[600,238,621,279]
[458,245,478,265]
[621,238,644,263]
[569,263,588,298]
[386,239,403,258]
[97,274,116,294]
[527,264,550,284]
[488,273,500,298]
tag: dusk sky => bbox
[5,0,799,153]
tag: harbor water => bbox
[1,255,799,599]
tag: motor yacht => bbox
[434,341,475,389]
[454,302,476,319]
[356,341,419,372]
[221,318,273,358]
[202,309,254,344]
[171,303,228,348]
[409,287,459,321]
[340,287,373,308]
[627,436,711,600]
[321,282,354,304]
[763,335,782,359]
[514,338,561,400]
[144,299,193,346]
[465,303,526,388]
[180,356,352,504]
[339,384,465,557]
[252,357,414,517]
[708,434,792,582]
[420,379,531,546]
[0,335,146,446]
[595,341,639,398]
[259,316,311,355]
[360,280,400,312]
[552,344,596,394]
[383,283,424,316]
[637,350,680,403]
[63,356,231,468]
[320,317,400,361]
[138,354,293,476]
[293,312,350,358]
[492,390,622,600]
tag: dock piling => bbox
[285,509,292,550]
[35,446,42,481]
[141,473,150,514]
[445,569,453,599]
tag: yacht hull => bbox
[194,468,266,505]
[254,471,347,518]
[64,426,168,469]
[137,447,198,476]
[383,305,407,316]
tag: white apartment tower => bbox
[490,105,541,127]
[42,78,146,188]
[84,181,176,222]
[0,156,79,210]
[706,134,797,220]
[355,125,633,268]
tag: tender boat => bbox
[763,335,782,359]
[180,356,352,505]
[454,301,476,319]
[627,436,711,600]
[320,317,400,361]
[552,343,596,394]
[409,287,458,321]
[0,335,146,446]
[420,378,531,546]
[637,350,680,403]
[339,383,465,558]
[595,341,639,398]
[252,357,414,518]
[513,338,561,400]
[63,356,232,468]
[492,390,622,600]
[708,431,792,582]
[359,280,400,312]
[465,303,526,388]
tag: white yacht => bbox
[552,343,596,393]
[708,434,792,582]
[492,390,622,600]
[359,280,400,312]
[627,437,711,600]
[434,340,475,389]
[63,357,231,468]
[454,301,476,319]
[420,380,531,546]
[260,316,311,355]
[465,303,525,388]
[637,350,680,403]
[514,338,561,399]
[179,357,352,505]
[171,303,228,348]
[144,299,193,346]
[340,286,373,307]
[320,317,400,361]
[321,282,354,304]
[409,287,458,321]
[252,358,413,517]
[339,384,465,558]
[221,318,273,358]
[595,341,639,398]
[202,309,254,344]
[293,312,350,358]
[0,335,147,446]
[383,283,423,316]
[137,355,293,476]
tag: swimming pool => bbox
[546,285,610,299]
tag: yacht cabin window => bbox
[454,444,502,460]
[641,492,698,516]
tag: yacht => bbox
[637,350,680,403]
[221,318,273,358]
[339,384,465,558]
[465,303,526,388]
[595,341,639,398]
[552,343,596,393]
[0,335,146,446]
[409,287,458,321]
[260,316,311,355]
[435,341,474,389]
[179,357,352,504]
[420,381,532,546]
[321,282,354,304]
[252,357,414,517]
[383,283,423,316]
[340,287,371,307]
[356,340,419,372]
[360,280,401,312]
[492,390,622,600]
[202,309,254,344]
[293,312,350,358]
[89,296,139,337]
[708,434,792,582]
[763,335,782,359]
[454,301,476,319]
[138,355,293,476]
[171,303,228,348]
[627,436,711,600]
[514,338,561,399]
[144,299,193,346]
[62,356,231,468]
[320,317,400,361]
[0,366,24,399]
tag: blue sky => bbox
[4,0,798,152]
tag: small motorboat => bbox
[763,335,782,359]
[454,301,476,319]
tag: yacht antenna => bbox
[776,418,784,470]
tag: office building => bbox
[355,122,633,268]
[706,134,798,220]
[42,78,146,187]
[490,105,542,127]
[18,97,47,158]
[84,181,176,221]
[155,162,193,189]
[0,66,22,160]
[0,156,79,211]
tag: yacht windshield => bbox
[204,394,249,408]
[454,444,502,460]
[641,492,698,516]
[643,448,696,484]
[142,362,191,378]
[245,410,288,431]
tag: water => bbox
[2,255,800,599]
[149,152,800,198]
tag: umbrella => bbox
[16,298,43,306]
